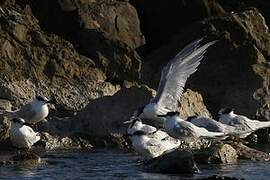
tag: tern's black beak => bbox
[46,100,55,104]
[157,114,167,117]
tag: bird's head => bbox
[218,108,234,116]
[35,96,53,105]
[11,118,25,125]
[157,111,180,118]
[186,115,198,122]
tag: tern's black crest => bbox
[219,108,234,115]
[36,96,48,102]
[133,130,147,136]
[186,115,197,122]
[166,111,180,117]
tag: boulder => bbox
[0,99,11,141]
[0,151,40,166]
[16,0,144,82]
[143,150,199,174]
[0,6,120,112]
[194,143,238,164]
[142,9,270,120]
[71,85,211,138]
[232,142,270,161]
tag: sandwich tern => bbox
[133,38,217,123]
[124,116,169,140]
[187,115,254,138]
[218,108,270,137]
[158,112,226,143]
[10,118,41,148]
[130,130,180,159]
[1,96,52,124]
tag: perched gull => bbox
[0,96,52,124]
[133,38,217,123]
[130,130,180,159]
[158,112,226,142]
[124,116,168,140]
[187,115,253,138]
[218,108,270,137]
[10,118,41,148]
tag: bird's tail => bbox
[254,121,270,130]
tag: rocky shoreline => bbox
[0,0,270,178]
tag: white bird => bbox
[130,130,180,159]
[187,115,254,138]
[1,96,52,124]
[124,116,168,140]
[10,118,41,148]
[133,38,217,123]
[158,112,226,143]
[218,108,270,138]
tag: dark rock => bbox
[232,142,270,161]
[194,143,238,164]
[130,0,226,51]
[16,0,144,82]
[143,150,199,174]
[0,151,40,166]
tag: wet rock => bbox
[38,132,93,150]
[0,151,40,166]
[232,142,270,161]
[0,6,120,112]
[194,143,238,164]
[142,9,270,120]
[0,99,11,141]
[143,150,199,174]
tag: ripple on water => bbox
[0,148,270,180]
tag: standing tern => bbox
[187,115,254,138]
[218,108,270,137]
[133,38,217,123]
[10,118,41,148]
[0,96,52,124]
[158,112,226,142]
[130,130,181,159]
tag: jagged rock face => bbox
[71,85,211,137]
[16,0,144,82]
[142,9,270,119]
[0,6,120,112]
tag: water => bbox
[0,149,270,180]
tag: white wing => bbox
[152,38,204,103]
[156,40,217,112]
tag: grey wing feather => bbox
[173,121,197,137]
[152,38,204,103]
[16,103,36,121]
[230,116,253,131]
[191,117,225,132]
[156,40,217,112]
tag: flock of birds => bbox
[1,37,270,160]
[123,38,270,159]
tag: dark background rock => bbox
[143,150,199,174]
